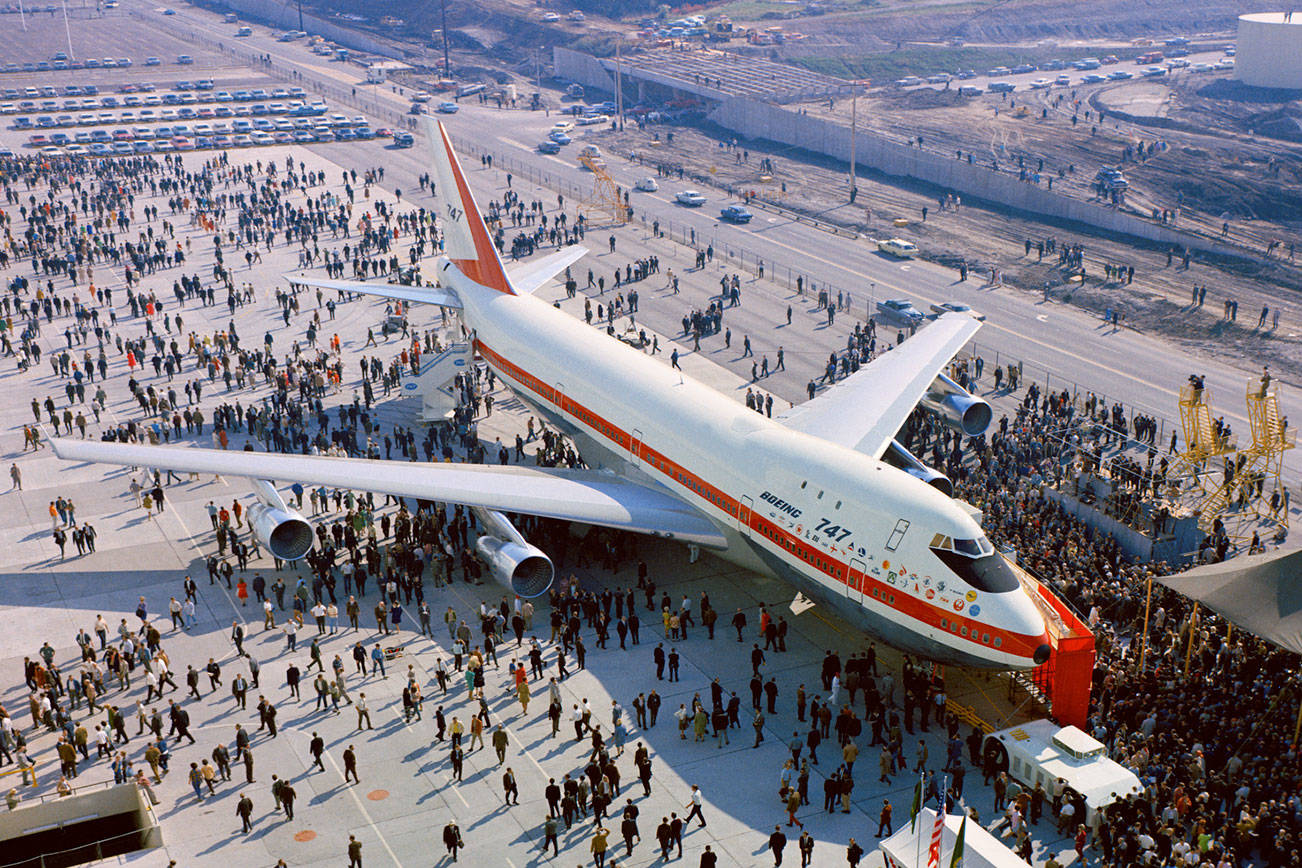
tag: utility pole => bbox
[439,0,450,76]
[848,94,857,203]
[296,0,304,33]
[615,40,624,130]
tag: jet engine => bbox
[883,439,954,498]
[920,372,992,438]
[472,508,555,599]
[247,480,314,562]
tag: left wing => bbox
[51,439,728,548]
[778,313,980,458]
[286,274,462,309]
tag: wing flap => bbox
[779,313,980,458]
[51,439,727,548]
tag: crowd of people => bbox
[0,140,1295,868]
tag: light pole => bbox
[440,0,450,76]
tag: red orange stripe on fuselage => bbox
[476,340,1046,662]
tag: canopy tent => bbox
[1156,548,1302,654]
[879,808,1025,868]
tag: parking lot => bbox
[888,41,1236,96]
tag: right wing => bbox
[285,274,462,309]
[778,313,980,459]
[51,439,727,548]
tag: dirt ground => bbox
[599,119,1302,382]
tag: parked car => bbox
[537,140,561,154]
[634,177,658,192]
[675,190,707,207]
[436,102,459,114]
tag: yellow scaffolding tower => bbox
[578,152,630,225]
[1169,384,1234,498]
[1232,379,1295,531]
[1166,383,1236,531]
[1178,378,1295,539]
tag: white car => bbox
[1029,78,1052,89]
[675,190,707,207]
[540,12,560,22]
[877,238,918,258]
[634,177,658,192]
[551,120,575,134]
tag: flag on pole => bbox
[909,774,924,832]
[926,804,946,868]
[926,775,949,868]
[948,816,967,868]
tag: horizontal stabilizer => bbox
[285,274,461,309]
[507,245,589,295]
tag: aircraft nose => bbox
[1033,643,1052,665]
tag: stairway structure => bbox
[579,152,630,225]
[398,341,473,422]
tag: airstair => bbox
[399,341,473,422]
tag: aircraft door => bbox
[847,558,867,603]
[738,495,753,537]
[630,429,643,467]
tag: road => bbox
[141,0,1302,488]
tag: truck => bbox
[983,720,1141,830]
[564,83,585,101]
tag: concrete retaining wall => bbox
[553,47,617,94]
[709,96,1241,257]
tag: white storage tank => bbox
[1236,12,1302,89]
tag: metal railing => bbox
[0,824,162,868]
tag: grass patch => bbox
[790,45,1142,82]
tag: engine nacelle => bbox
[475,535,555,599]
[247,502,314,561]
[884,439,954,498]
[920,372,992,438]
[472,507,554,598]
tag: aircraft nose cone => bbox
[1033,643,1052,666]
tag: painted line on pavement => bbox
[325,750,405,866]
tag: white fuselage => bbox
[446,261,1049,669]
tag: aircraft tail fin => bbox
[425,118,514,295]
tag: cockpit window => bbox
[954,538,982,556]
[930,544,1019,593]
